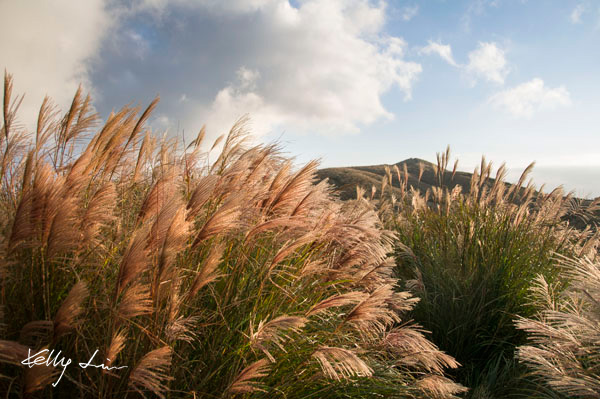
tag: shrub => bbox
[382,150,598,397]
[0,74,465,398]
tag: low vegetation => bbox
[0,73,465,398]
[375,149,599,397]
[2,72,599,398]
[516,255,600,397]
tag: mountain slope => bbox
[317,158,599,228]
[316,158,474,201]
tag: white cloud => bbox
[489,78,571,117]
[461,0,501,32]
[92,0,422,138]
[0,0,114,129]
[1,0,423,139]
[466,42,508,84]
[570,3,586,23]
[420,40,458,67]
[400,5,419,21]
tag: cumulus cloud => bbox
[0,0,113,129]
[88,0,422,139]
[400,5,419,21]
[1,0,422,140]
[420,40,458,66]
[466,42,508,84]
[488,78,571,117]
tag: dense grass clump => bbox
[378,149,599,397]
[0,74,465,398]
[516,256,600,397]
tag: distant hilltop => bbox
[316,158,600,228]
[316,158,476,201]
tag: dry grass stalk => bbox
[345,284,400,335]
[0,339,30,365]
[53,281,88,339]
[250,315,307,362]
[117,282,153,320]
[228,358,270,394]
[24,362,59,394]
[416,375,468,399]
[306,292,368,316]
[128,346,173,399]
[116,228,150,295]
[516,256,600,397]
[312,347,373,381]
[383,326,459,373]
[188,242,225,297]
[104,329,127,371]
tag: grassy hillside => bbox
[317,158,600,228]
[317,158,482,201]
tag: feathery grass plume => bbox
[192,196,241,246]
[382,326,459,373]
[312,347,373,381]
[210,115,251,174]
[1,72,24,147]
[250,315,307,362]
[345,284,401,335]
[24,362,59,394]
[244,215,307,242]
[157,205,190,281]
[417,375,469,399]
[291,179,330,217]
[116,227,150,295]
[228,358,270,394]
[117,282,153,320]
[104,329,127,371]
[306,292,369,316]
[133,130,153,182]
[166,314,198,343]
[270,230,319,268]
[46,190,79,258]
[516,256,600,397]
[19,320,53,348]
[8,162,54,250]
[188,242,224,298]
[186,174,218,220]
[137,171,177,223]
[79,182,117,247]
[0,339,30,365]
[53,281,88,339]
[128,346,173,399]
[35,96,59,154]
[266,160,319,216]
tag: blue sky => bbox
[1,0,599,196]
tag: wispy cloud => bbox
[466,42,508,84]
[461,0,501,32]
[400,5,419,21]
[489,78,571,117]
[420,40,458,67]
[570,3,587,24]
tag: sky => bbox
[1,0,599,197]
